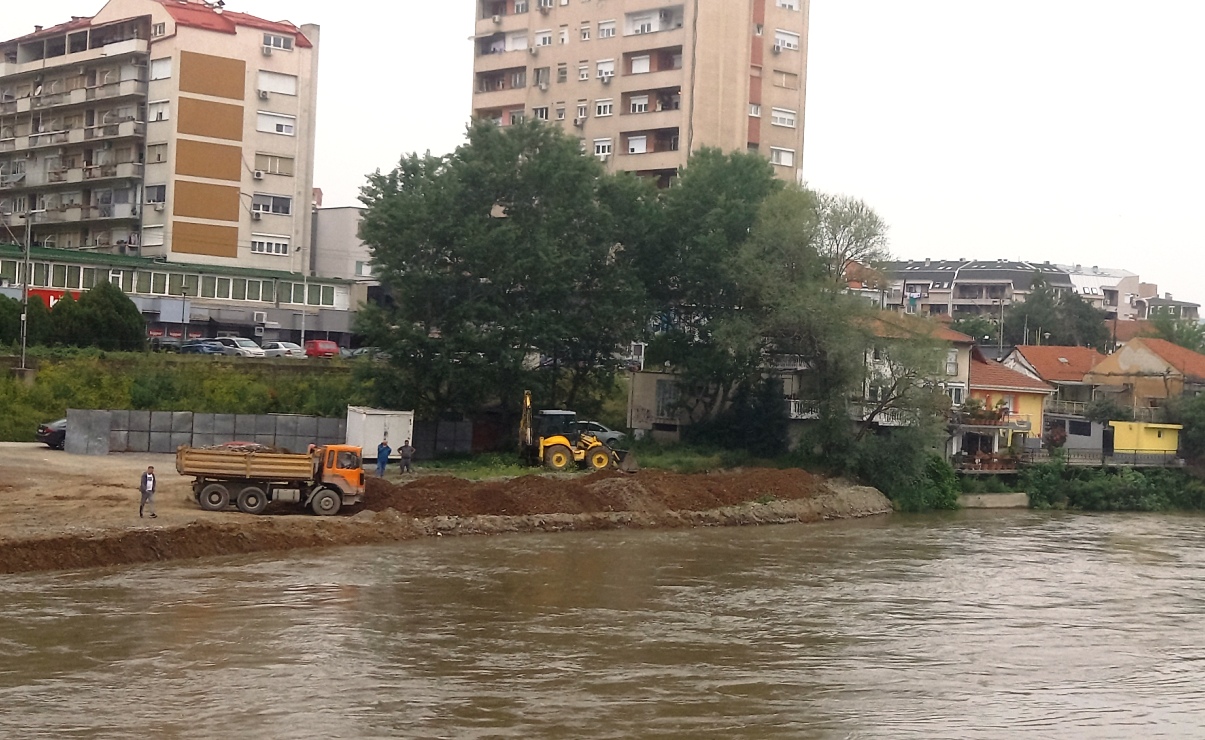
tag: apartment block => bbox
[885,259,1077,318]
[472,0,810,184]
[0,1,352,344]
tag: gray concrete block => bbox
[191,433,215,449]
[214,414,235,436]
[65,409,90,456]
[276,415,299,437]
[128,410,151,432]
[256,415,277,435]
[235,414,257,438]
[150,411,173,433]
[297,416,318,439]
[255,433,276,448]
[109,430,129,453]
[127,432,150,453]
[149,433,174,454]
[109,409,130,432]
[193,413,215,434]
[171,411,193,433]
[171,432,192,450]
[317,417,341,442]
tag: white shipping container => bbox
[346,406,415,460]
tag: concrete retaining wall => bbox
[66,409,345,456]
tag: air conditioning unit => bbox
[528,46,538,56]
[153,203,165,212]
[598,153,610,162]
[601,74,612,85]
[772,44,782,54]
[261,46,273,56]
[573,117,585,127]
[251,211,262,220]
[253,325,265,336]
[253,310,268,323]
[253,169,264,179]
[538,82,548,91]
[257,89,269,100]
[539,5,549,13]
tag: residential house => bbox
[953,351,1054,462]
[1057,264,1140,321]
[884,259,1074,318]
[1003,345,1106,452]
[1083,337,1205,419]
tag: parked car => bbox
[180,340,225,355]
[209,337,267,358]
[36,418,67,450]
[262,341,306,358]
[305,339,340,358]
[578,420,626,447]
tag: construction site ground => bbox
[0,443,893,575]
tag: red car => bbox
[304,339,340,358]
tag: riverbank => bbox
[0,444,892,575]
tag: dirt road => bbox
[0,444,893,575]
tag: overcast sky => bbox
[5,1,1204,303]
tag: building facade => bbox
[472,0,810,184]
[885,259,1076,318]
[0,0,351,343]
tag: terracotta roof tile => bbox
[1133,338,1205,383]
[866,312,974,344]
[970,358,1055,393]
[156,1,313,47]
[1014,345,1106,383]
[1110,320,1153,343]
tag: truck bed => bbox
[176,446,315,482]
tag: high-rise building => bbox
[471,0,810,184]
[0,1,353,345]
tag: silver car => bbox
[578,420,626,447]
[261,341,306,358]
[210,337,266,357]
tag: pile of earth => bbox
[363,467,828,518]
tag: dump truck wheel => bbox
[236,486,269,515]
[310,488,341,516]
[587,446,612,471]
[544,445,572,471]
[198,483,230,511]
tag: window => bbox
[769,147,795,167]
[595,99,613,116]
[251,194,292,215]
[232,279,246,300]
[514,0,528,12]
[255,154,295,176]
[580,25,590,41]
[257,71,298,96]
[142,226,165,247]
[946,349,959,376]
[596,59,615,80]
[146,143,167,163]
[577,102,588,119]
[559,26,569,45]
[599,21,616,39]
[534,67,550,87]
[749,103,761,117]
[147,100,169,122]
[630,55,650,74]
[67,266,81,289]
[51,264,67,288]
[151,272,167,294]
[149,58,171,80]
[627,135,647,154]
[506,31,528,51]
[630,95,649,113]
[1068,420,1093,437]
[533,106,549,121]
[321,285,335,306]
[151,22,166,37]
[508,110,524,125]
[774,30,801,50]
[144,185,166,204]
[776,0,799,8]
[535,29,552,46]
[555,105,566,120]
[557,63,568,83]
[593,138,612,157]
[201,275,217,298]
[256,111,296,135]
[946,385,965,406]
[773,70,799,89]
[770,107,796,127]
[578,64,589,81]
[251,236,290,255]
[510,69,526,88]
[247,280,262,301]
[263,33,294,51]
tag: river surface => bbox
[3,511,1205,738]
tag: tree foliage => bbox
[1146,312,1205,353]
[1002,277,1109,348]
[816,193,890,282]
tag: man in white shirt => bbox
[139,465,157,519]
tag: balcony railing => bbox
[951,412,1033,432]
[1046,399,1089,416]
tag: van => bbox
[304,339,340,358]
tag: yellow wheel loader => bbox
[519,391,637,472]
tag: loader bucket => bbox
[613,448,639,473]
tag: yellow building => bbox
[1108,422,1181,456]
[956,352,1054,457]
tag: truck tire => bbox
[310,488,341,516]
[198,483,230,511]
[236,486,269,515]
[586,446,612,471]
[544,445,573,471]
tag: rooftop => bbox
[1012,345,1106,383]
[970,356,1055,394]
[1131,338,1205,384]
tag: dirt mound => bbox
[364,468,825,518]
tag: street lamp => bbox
[295,245,308,345]
[19,208,46,371]
[178,285,190,345]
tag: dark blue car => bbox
[180,340,225,355]
[37,418,67,449]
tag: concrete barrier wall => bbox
[66,409,346,456]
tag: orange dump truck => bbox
[175,444,365,516]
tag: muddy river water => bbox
[3,510,1205,738]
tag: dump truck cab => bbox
[317,444,365,497]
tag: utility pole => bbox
[19,210,33,370]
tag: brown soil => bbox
[0,443,891,575]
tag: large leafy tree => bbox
[1003,276,1108,348]
[76,281,147,351]
[816,193,890,282]
[357,120,652,418]
[1146,312,1205,353]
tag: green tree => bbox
[0,294,20,344]
[73,281,147,351]
[815,193,890,282]
[1146,312,1205,353]
[357,120,651,418]
[1003,276,1108,348]
[49,293,89,347]
[952,315,997,345]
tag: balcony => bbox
[82,202,140,222]
[951,411,1033,432]
[85,78,148,102]
[622,149,682,171]
[621,108,682,131]
[1045,399,1088,416]
[0,39,148,79]
[84,119,146,142]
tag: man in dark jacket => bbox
[139,465,157,519]
[398,440,416,474]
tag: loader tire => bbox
[544,445,573,471]
[198,483,230,512]
[586,446,613,471]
